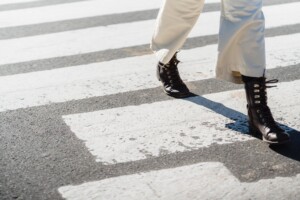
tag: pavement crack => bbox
[146,182,161,198]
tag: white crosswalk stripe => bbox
[0,0,40,6]
[62,80,300,165]
[1,0,300,199]
[0,2,299,66]
[0,0,221,29]
[59,162,300,200]
[0,0,162,28]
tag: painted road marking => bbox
[0,2,299,65]
[0,0,222,29]
[0,0,40,6]
[0,0,162,28]
[58,162,300,200]
[0,33,299,112]
[62,90,252,165]
[62,80,300,165]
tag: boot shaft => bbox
[242,75,290,144]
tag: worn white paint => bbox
[59,162,300,200]
[0,0,162,28]
[62,79,300,165]
[0,0,39,6]
[0,3,299,65]
[205,0,220,2]
[62,90,252,165]
[0,33,299,112]
[0,0,222,29]
[0,11,216,65]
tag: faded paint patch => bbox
[59,162,300,200]
[63,80,300,165]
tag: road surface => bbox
[0,0,300,199]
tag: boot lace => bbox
[253,78,282,132]
[164,56,184,87]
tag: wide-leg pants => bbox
[150,0,266,83]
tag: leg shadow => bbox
[184,93,300,162]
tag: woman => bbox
[150,0,290,144]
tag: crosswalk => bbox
[1,2,300,66]
[1,0,300,199]
[1,33,299,112]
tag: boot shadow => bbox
[183,92,300,161]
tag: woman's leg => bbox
[151,0,205,64]
[217,0,290,144]
[216,0,266,83]
[151,0,205,98]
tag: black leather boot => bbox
[157,53,190,98]
[242,76,290,144]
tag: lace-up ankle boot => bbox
[157,53,190,98]
[242,76,290,144]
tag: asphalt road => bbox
[0,0,300,199]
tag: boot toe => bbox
[265,131,290,144]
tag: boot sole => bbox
[249,125,291,145]
[262,137,290,145]
[157,77,191,98]
[162,88,191,98]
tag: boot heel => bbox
[157,62,164,82]
[248,123,261,136]
[156,68,161,81]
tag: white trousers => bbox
[150,0,266,83]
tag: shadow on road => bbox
[184,93,300,162]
